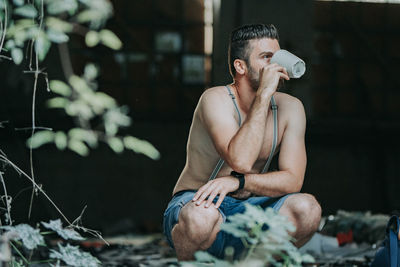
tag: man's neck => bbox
[232,78,257,114]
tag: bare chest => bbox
[243,109,285,164]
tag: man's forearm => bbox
[244,171,303,197]
[226,93,272,172]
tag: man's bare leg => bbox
[279,193,322,247]
[171,193,320,260]
[171,201,223,261]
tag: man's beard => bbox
[248,64,260,91]
[247,64,285,92]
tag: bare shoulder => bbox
[275,92,305,116]
[274,92,306,130]
[197,86,233,118]
[275,92,304,110]
[199,86,230,105]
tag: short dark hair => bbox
[228,24,279,78]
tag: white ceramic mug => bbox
[270,49,306,79]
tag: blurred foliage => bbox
[0,0,117,64]
[1,220,100,266]
[0,0,160,159]
[182,204,314,267]
[28,63,160,159]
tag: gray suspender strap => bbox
[208,158,225,181]
[226,85,242,126]
[208,85,277,180]
[261,96,278,173]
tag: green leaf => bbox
[13,0,25,7]
[11,48,23,65]
[76,10,98,24]
[301,254,315,263]
[68,139,89,156]
[35,32,51,61]
[49,244,100,267]
[47,0,78,15]
[47,29,69,43]
[220,224,248,238]
[95,92,116,108]
[123,136,160,160]
[1,224,44,250]
[104,122,117,136]
[75,0,113,29]
[99,29,122,50]
[45,17,73,33]
[66,100,94,119]
[5,40,16,50]
[68,128,97,148]
[84,63,98,80]
[107,137,124,154]
[90,93,114,115]
[47,97,69,109]
[49,80,72,97]
[54,131,67,150]
[14,4,38,18]
[69,75,90,93]
[14,29,27,45]
[85,31,99,47]
[25,25,40,40]
[41,219,84,240]
[103,107,130,127]
[15,18,36,27]
[26,130,55,149]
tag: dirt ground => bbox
[84,233,376,267]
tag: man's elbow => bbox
[290,184,303,194]
[229,159,253,173]
[289,176,304,193]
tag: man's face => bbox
[245,38,281,90]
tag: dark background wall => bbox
[1,0,400,234]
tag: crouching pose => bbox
[163,24,321,260]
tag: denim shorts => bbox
[162,190,291,259]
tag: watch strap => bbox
[231,171,245,190]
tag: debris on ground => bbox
[300,210,391,267]
[84,234,178,267]
[88,211,391,266]
[7,210,384,266]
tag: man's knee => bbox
[286,193,322,227]
[178,202,221,241]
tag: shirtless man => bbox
[163,24,321,260]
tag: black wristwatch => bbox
[231,171,245,190]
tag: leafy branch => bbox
[0,0,160,265]
[1,0,160,158]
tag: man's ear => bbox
[233,59,247,75]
